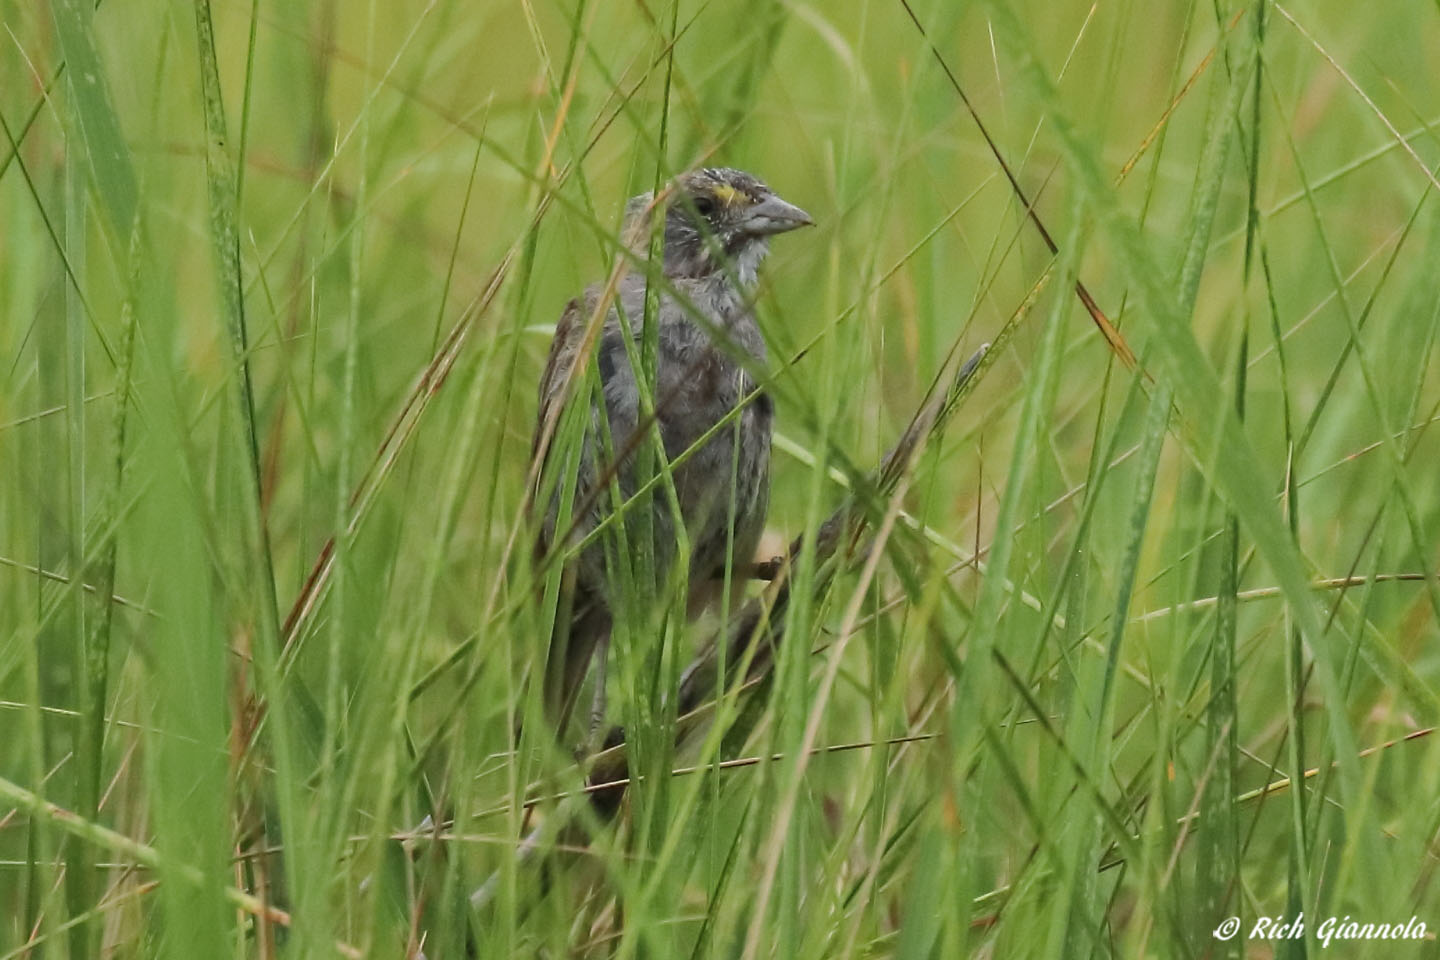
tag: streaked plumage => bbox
[532,167,812,737]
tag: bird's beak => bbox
[741,195,814,236]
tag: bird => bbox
[530,166,813,742]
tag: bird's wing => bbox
[534,294,586,462]
[532,276,647,463]
[534,287,636,738]
[529,294,596,736]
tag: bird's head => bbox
[624,167,813,286]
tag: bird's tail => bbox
[543,580,611,741]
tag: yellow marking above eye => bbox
[711,183,744,208]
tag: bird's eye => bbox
[692,196,716,217]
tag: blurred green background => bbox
[3,0,1439,956]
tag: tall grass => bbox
[3,0,1439,956]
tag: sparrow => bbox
[531,167,813,740]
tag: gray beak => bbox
[742,194,814,236]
